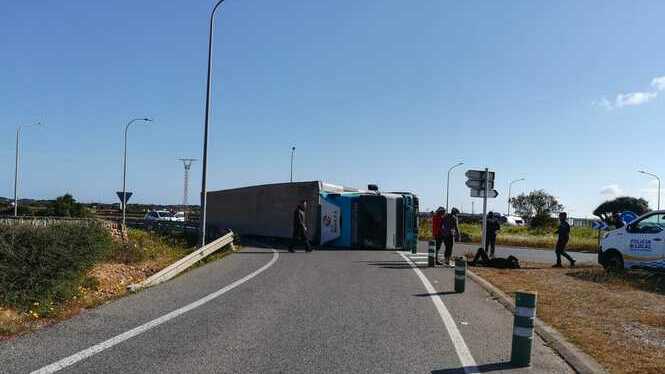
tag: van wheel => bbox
[603,252,624,273]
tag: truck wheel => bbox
[603,252,624,273]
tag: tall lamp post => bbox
[14,122,42,217]
[122,118,152,226]
[200,0,226,246]
[507,178,525,216]
[446,161,464,211]
[638,170,661,210]
[290,146,296,183]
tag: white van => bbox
[599,210,665,271]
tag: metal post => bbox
[200,0,226,246]
[122,118,152,227]
[454,258,466,293]
[428,240,436,267]
[511,291,537,367]
[481,168,489,252]
[13,122,41,217]
[446,162,463,211]
[638,170,661,211]
[508,178,525,217]
[290,146,295,183]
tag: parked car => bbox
[599,210,665,272]
[173,211,186,222]
[144,210,178,222]
[504,215,525,226]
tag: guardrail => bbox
[128,231,235,292]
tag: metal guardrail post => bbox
[428,240,436,267]
[511,291,537,367]
[454,258,466,293]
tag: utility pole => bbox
[179,159,198,207]
[290,146,296,183]
[14,122,42,217]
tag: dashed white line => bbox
[31,249,280,374]
[398,251,479,374]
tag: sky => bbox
[2,1,665,217]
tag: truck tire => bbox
[603,251,624,273]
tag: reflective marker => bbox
[511,291,537,367]
[428,240,436,267]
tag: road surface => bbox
[1,247,574,373]
[418,241,598,265]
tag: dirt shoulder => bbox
[472,263,665,374]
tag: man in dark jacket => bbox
[485,212,501,258]
[289,200,312,253]
[441,208,460,266]
[553,212,575,267]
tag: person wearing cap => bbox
[441,207,461,266]
[432,207,445,265]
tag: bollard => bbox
[454,258,466,293]
[428,240,436,267]
[511,291,537,367]
[411,243,417,255]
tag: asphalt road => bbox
[417,241,598,265]
[1,247,574,373]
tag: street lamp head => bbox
[292,146,296,151]
[143,118,153,122]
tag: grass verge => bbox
[0,227,195,338]
[472,263,665,374]
[419,218,598,252]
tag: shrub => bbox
[105,229,189,264]
[0,222,113,309]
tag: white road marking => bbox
[31,249,280,374]
[398,251,479,374]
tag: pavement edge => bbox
[466,269,609,374]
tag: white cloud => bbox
[600,184,623,199]
[597,75,665,110]
[651,76,665,91]
[615,91,658,108]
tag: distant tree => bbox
[510,190,564,227]
[51,194,89,217]
[593,197,649,224]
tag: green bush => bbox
[106,229,189,264]
[0,222,113,309]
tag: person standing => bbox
[485,211,500,258]
[553,212,575,267]
[289,200,312,253]
[432,207,445,265]
[441,208,461,266]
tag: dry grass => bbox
[473,264,665,374]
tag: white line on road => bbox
[31,249,280,374]
[398,252,479,374]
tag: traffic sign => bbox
[465,170,495,190]
[592,221,609,230]
[116,191,133,205]
[465,170,495,182]
[470,189,499,198]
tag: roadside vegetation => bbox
[473,264,665,374]
[419,218,598,252]
[0,223,192,338]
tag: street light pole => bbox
[122,118,152,227]
[14,122,42,217]
[638,170,661,210]
[507,178,525,216]
[290,146,296,183]
[446,162,464,211]
[200,0,226,246]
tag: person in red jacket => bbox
[432,207,445,265]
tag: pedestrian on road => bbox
[553,212,575,267]
[485,211,500,258]
[432,207,445,265]
[441,207,460,266]
[289,200,312,253]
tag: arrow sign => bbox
[116,191,133,205]
[465,170,495,182]
[465,180,485,189]
[470,189,499,198]
[592,221,608,230]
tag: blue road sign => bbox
[592,221,608,230]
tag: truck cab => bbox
[599,210,665,271]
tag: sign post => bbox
[466,169,499,252]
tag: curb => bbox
[466,269,609,374]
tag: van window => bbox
[628,213,665,234]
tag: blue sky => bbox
[2,1,665,217]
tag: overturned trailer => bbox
[205,181,418,251]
